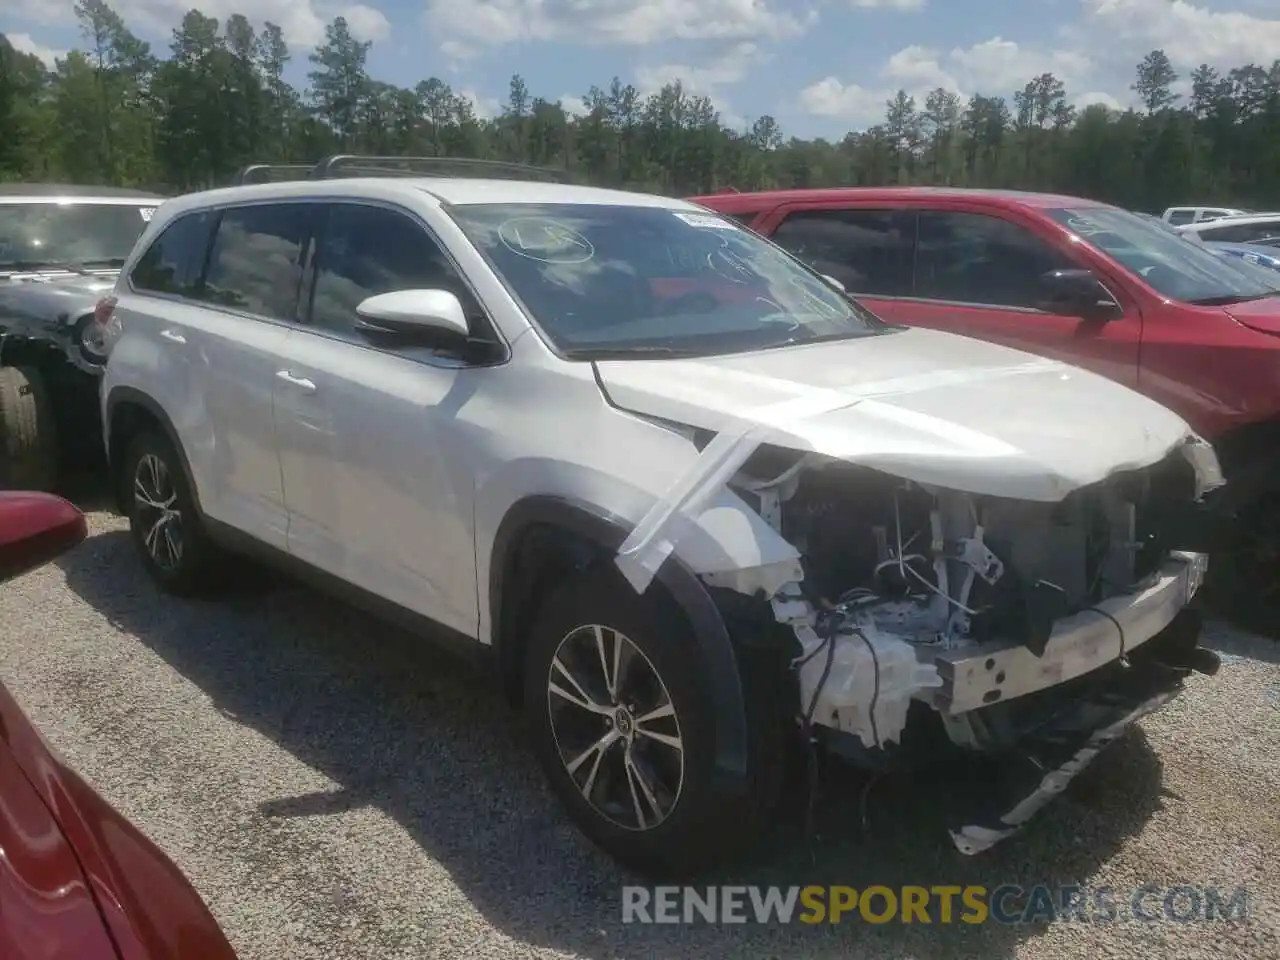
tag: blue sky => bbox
[4,1,1279,139]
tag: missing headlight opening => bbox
[616,429,1223,854]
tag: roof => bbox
[689,186,1104,212]
[157,176,698,214]
[0,183,163,200]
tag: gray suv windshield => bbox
[0,202,156,269]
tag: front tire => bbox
[523,569,783,877]
[0,365,58,491]
[1207,464,1280,638]
[123,429,225,596]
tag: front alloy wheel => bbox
[546,624,685,831]
[134,452,184,572]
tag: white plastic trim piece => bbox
[614,425,766,593]
[613,389,870,594]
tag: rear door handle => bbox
[275,370,317,392]
[158,329,186,345]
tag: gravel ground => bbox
[1,508,1277,960]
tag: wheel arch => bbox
[1212,416,1280,480]
[105,386,201,516]
[489,494,752,786]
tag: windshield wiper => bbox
[1187,293,1275,306]
[562,345,711,360]
[76,257,128,268]
[758,328,890,351]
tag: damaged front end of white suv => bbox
[600,349,1226,855]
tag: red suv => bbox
[692,187,1280,631]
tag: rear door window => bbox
[914,211,1074,309]
[770,209,914,296]
[129,210,215,297]
[201,203,313,321]
[1166,209,1195,226]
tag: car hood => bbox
[594,327,1194,502]
[1224,295,1280,336]
[0,274,115,330]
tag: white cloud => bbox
[634,41,761,96]
[558,94,588,117]
[458,88,500,120]
[424,0,814,51]
[633,42,761,129]
[805,2,1280,131]
[798,77,889,123]
[948,38,1093,94]
[3,0,71,26]
[882,44,957,90]
[6,31,66,67]
[851,0,926,9]
[45,1,392,49]
[800,35,1100,125]
[1083,0,1280,69]
[337,5,391,42]
[1074,90,1124,111]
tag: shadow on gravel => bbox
[1203,624,1280,665]
[59,529,1169,960]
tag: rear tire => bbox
[122,429,227,597]
[0,365,58,492]
[523,568,785,877]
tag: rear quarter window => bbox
[129,211,216,296]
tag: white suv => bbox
[98,158,1224,874]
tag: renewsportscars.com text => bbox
[621,884,1251,925]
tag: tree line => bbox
[2,1,1279,211]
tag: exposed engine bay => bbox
[721,441,1217,750]
[603,352,1226,855]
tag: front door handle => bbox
[275,370,317,392]
[158,329,186,345]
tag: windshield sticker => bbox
[673,211,736,230]
[498,217,594,264]
[139,207,156,222]
[708,247,756,284]
[788,276,846,319]
[1065,215,1105,236]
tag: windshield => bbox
[448,202,883,358]
[0,201,156,270]
[1044,206,1275,306]
[1208,248,1280,290]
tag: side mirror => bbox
[1038,269,1122,321]
[354,289,470,345]
[0,492,87,584]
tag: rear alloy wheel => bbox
[546,624,685,832]
[134,451,184,574]
[124,430,226,596]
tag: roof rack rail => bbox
[308,155,572,184]
[230,164,314,186]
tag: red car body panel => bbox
[691,187,1280,444]
[0,739,119,960]
[0,492,238,960]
